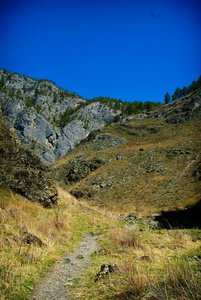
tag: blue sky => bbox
[0,0,200,103]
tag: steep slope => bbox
[0,69,119,163]
[0,112,58,206]
[51,88,201,216]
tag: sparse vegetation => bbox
[89,96,162,117]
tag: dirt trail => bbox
[30,232,100,300]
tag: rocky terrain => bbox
[1,69,201,166]
[0,111,58,206]
[51,87,201,218]
[0,69,119,164]
[1,69,200,165]
[149,88,201,123]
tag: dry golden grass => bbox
[0,186,122,299]
[110,228,141,249]
[75,225,201,300]
[113,257,201,300]
[1,188,200,300]
[54,115,201,215]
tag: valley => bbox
[51,109,201,216]
[0,70,201,299]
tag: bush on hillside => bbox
[0,111,58,206]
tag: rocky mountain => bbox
[2,69,200,166]
[0,69,119,164]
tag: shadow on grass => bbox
[155,199,201,229]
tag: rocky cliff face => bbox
[0,69,119,164]
[54,102,118,158]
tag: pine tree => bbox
[164,92,170,104]
[172,87,183,101]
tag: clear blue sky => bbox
[0,0,200,102]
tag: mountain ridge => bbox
[0,69,120,163]
[1,69,200,165]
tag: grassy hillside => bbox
[51,103,201,216]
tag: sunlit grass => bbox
[76,226,201,300]
[53,115,201,215]
[1,187,200,299]
[0,187,120,299]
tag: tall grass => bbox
[75,225,201,300]
[113,258,201,300]
[0,186,121,299]
[0,188,74,299]
[110,228,141,249]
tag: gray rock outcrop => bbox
[0,70,119,163]
[54,102,118,158]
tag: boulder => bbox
[95,264,119,282]
[100,181,112,188]
[24,233,46,247]
[52,157,104,185]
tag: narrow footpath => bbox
[30,232,100,300]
